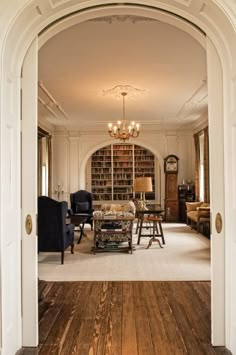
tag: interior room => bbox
[2,1,236,354]
[37,14,210,279]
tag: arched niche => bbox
[80,141,164,206]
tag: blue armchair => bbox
[38,196,74,264]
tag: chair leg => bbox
[71,243,74,254]
[61,251,64,264]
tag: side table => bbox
[70,213,90,244]
[136,207,165,246]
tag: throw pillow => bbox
[75,201,89,213]
[123,201,136,215]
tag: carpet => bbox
[38,223,210,281]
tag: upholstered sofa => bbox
[186,201,210,233]
[93,201,135,249]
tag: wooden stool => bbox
[145,216,165,249]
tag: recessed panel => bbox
[232,125,236,210]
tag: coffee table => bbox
[93,216,134,254]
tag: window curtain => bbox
[38,127,51,197]
[194,127,210,202]
[203,127,210,202]
[194,133,200,201]
[47,135,52,197]
[38,137,42,196]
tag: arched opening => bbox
[1,1,236,354]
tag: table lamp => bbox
[133,177,153,210]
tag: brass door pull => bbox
[215,213,222,233]
[25,214,33,235]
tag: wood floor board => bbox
[59,282,94,354]
[161,282,207,354]
[122,282,138,355]
[142,281,173,355]
[166,282,215,355]
[152,282,187,354]
[107,281,122,355]
[86,281,111,355]
[133,282,155,355]
[20,281,231,355]
[168,282,211,340]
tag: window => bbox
[194,127,209,202]
[199,132,205,201]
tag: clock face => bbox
[166,162,177,171]
[165,155,178,173]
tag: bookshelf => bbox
[91,144,155,201]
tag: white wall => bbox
[51,128,195,207]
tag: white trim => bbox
[1,1,236,353]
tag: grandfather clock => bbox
[164,155,179,222]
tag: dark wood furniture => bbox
[178,184,195,222]
[70,213,90,244]
[145,216,164,249]
[164,155,179,222]
[93,216,134,254]
[136,206,165,245]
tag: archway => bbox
[1,1,236,354]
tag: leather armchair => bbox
[38,196,74,264]
[70,190,94,230]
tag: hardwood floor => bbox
[21,281,231,355]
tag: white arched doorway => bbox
[1,2,236,354]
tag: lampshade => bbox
[133,177,153,192]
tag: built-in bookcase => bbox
[91,144,155,201]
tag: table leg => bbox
[158,221,165,244]
[77,222,85,244]
[146,221,163,249]
[136,216,140,234]
[137,216,144,245]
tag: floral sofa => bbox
[186,201,210,233]
[93,201,136,245]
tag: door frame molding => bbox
[0,1,236,353]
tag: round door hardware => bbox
[25,214,33,235]
[215,213,222,234]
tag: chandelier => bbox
[106,86,141,142]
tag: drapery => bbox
[203,127,210,202]
[38,127,52,197]
[194,133,200,201]
[193,127,209,202]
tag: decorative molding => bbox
[177,80,208,121]
[38,81,68,122]
[89,15,157,24]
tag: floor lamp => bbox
[133,177,153,210]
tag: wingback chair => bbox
[70,190,94,230]
[38,196,74,264]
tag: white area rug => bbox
[38,223,210,281]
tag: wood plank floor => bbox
[21,281,231,355]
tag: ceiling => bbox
[38,15,207,132]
